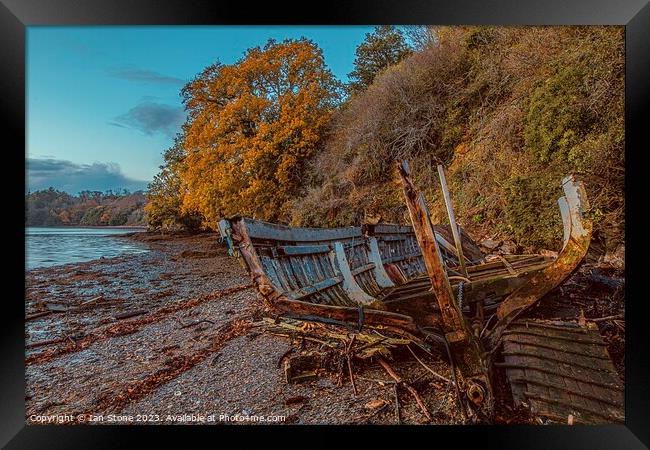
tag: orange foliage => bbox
[179,38,341,228]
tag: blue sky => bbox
[27,26,375,194]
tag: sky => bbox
[26,26,375,194]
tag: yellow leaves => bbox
[173,38,340,227]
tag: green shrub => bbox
[503,174,563,249]
[524,64,589,164]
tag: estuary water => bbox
[26,227,148,270]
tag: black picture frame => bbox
[3,0,648,447]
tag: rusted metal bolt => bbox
[467,381,485,406]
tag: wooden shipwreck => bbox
[217,162,622,424]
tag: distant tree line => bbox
[25,188,146,227]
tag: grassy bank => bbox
[292,27,624,254]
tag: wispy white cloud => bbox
[107,67,185,86]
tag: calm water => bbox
[26,227,149,270]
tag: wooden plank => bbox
[370,223,415,235]
[350,263,375,277]
[114,310,148,320]
[277,244,331,256]
[275,298,418,332]
[330,242,376,305]
[397,161,463,334]
[366,237,395,289]
[497,363,622,391]
[382,252,422,264]
[437,165,468,277]
[375,235,409,242]
[434,231,463,261]
[501,329,607,345]
[523,392,623,423]
[503,336,610,359]
[287,276,343,300]
[241,217,362,242]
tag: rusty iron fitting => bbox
[466,380,485,407]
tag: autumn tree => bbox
[178,38,342,228]
[347,26,412,94]
[145,135,202,231]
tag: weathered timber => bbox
[366,237,395,289]
[330,241,376,305]
[220,165,610,426]
[437,164,468,277]
[377,357,432,422]
[26,337,66,349]
[397,162,463,333]
[275,298,418,332]
[346,335,358,396]
[236,217,362,243]
[25,311,53,321]
[486,176,592,348]
[287,276,343,300]
[230,217,392,307]
[396,159,493,420]
[500,318,623,424]
[277,244,331,256]
[230,218,291,307]
[113,309,148,320]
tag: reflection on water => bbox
[26,227,148,270]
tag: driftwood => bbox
[113,309,148,320]
[25,311,52,321]
[175,317,216,329]
[80,295,103,306]
[260,317,413,358]
[394,382,401,424]
[26,337,65,349]
[46,303,69,312]
[27,296,104,323]
[283,351,327,383]
[590,314,624,323]
[345,335,358,396]
[377,356,432,422]
[406,345,451,384]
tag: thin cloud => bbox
[111,101,185,138]
[107,67,185,86]
[27,158,148,194]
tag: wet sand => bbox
[25,232,624,425]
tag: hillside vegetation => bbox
[26,188,146,227]
[148,26,624,254]
[294,26,624,253]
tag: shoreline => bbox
[25,232,460,424]
[24,232,625,424]
[27,225,148,230]
[25,230,213,273]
